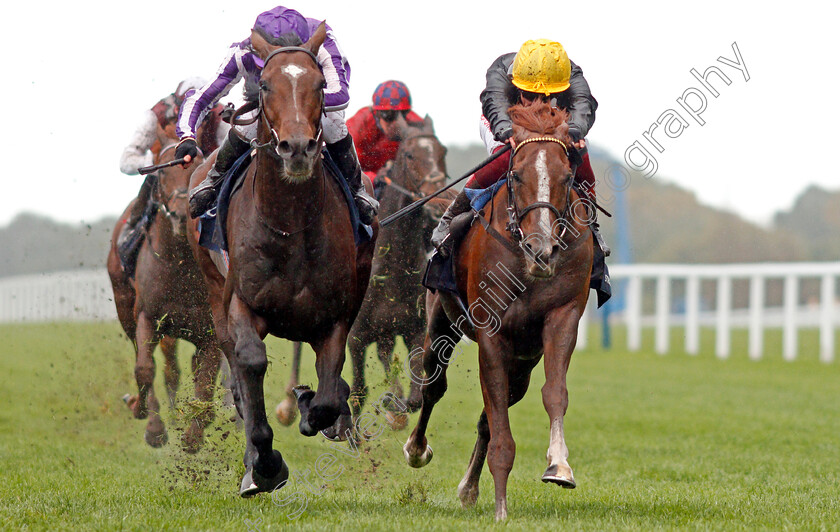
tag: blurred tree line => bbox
[1,145,837,279]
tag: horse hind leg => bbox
[160,336,179,409]
[275,342,302,426]
[182,343,223,453]
[404,294,459,468]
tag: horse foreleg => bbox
[404,294,458,468]
[476,333,517,521]
[540,302,584,489]
[160,335,179,409]
[301,322,352,439]
[458,357,539,508]
[275,342,302,426]
[404,327,426,412]
[125,312,167,447]
[182,343,223,453]
[228,293,288,497]
[347,334,369,419]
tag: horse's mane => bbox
[508,100,571,144]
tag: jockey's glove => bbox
[496,127,513,143]
[175,138,199,161]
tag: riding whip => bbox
[380,144,511,227]
[138,157,189,175]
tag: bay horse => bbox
[186,23,376,497]
[107,138,224,451]
[273,118,452,429]
[403,100,594,520]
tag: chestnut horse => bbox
[186,24,376,497]
[107,139,223,451]
[403,101,594,520]
[273,118,452,428]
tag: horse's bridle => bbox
[151,144,188,223]
[248,46,325,158]
[144,144,188,260]
[385,134,448,201]
[502,136,576,245]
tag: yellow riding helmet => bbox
[510,39,571,95]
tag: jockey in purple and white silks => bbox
[174,6,379,224]
[117,77,229,254]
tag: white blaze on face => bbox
[416,138,441,175]
[536,149,551,234]
[282,64,306,122]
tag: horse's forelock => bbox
[509,101,571,144]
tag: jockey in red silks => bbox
[431,39,609,258]
[346,80,424,185]
[173,6,379,225]
[118,77,228,248]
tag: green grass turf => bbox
[1,322,838,531]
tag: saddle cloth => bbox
[197,149,374,275]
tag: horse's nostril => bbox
[277,140,293,158]
[550,244,562,260]
[305,139,319,157]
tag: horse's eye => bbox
[509,171,519,182]
[259,80,269,92]
[320,80,327,89]
[405,153,414,160]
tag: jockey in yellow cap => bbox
[431,39,608,259]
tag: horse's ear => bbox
[423,114,435,133]
[305,21,327,56]
[250,29,277,60]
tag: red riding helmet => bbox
[372,80,412,111]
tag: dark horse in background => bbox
[273,118,454,429]
[186,24,376,497]
[403,101,594,520]
[107,137,224,451]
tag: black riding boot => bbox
[430,190,473,257]
[117,174,156,248]
[590,216,611,258]
[327,134,379,226]
[188,131,250,218]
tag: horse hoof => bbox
[240,451,289,497]
[239,469,259,498]
[275,397,297,426]
[123,394,147,419]
[145,427,168,448]
[384,411,408,431]
[181,423,203,454]
[541,464,576,489]
[403,441,433,468]
[457,479,479,508]
[320,412,352,442]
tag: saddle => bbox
[117,200,157,279]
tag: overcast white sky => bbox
[2,1,837,227]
